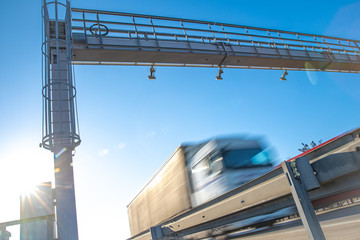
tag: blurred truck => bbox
[127,136,273,237]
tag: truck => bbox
[127,127,360,239]
[127,136,273,237]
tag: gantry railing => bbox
[71,9,360,55]
[70,8,360,72]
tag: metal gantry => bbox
[40,3,360,240]
[70,8,360,72]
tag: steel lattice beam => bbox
[70,8,360,73]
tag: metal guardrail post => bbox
[0,224,9,240]
[281,159,326,240]
[0,224,5,240]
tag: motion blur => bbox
[128,135,275,236]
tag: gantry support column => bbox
[42,1,81,239]
[54,146,78,240]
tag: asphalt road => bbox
[229,203,360,240]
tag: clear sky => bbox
[0,0,360,239]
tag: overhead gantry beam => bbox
[70,8,360,73]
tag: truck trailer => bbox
[127,137,273,237]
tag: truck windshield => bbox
[223,148,270,168]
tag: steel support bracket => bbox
[296,156,321,191]
[150,226,164,240]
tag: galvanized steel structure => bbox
[70,8,360,72]
[39,2,360,240]
[42,1,80,239]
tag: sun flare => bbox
[0,146,54,197]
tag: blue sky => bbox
[0,0,360,239]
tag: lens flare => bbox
[54,147,67,159]
[305,62,318,85]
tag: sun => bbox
[18,180,40,196]
[16,162,53,196]
[0,145,54,197]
